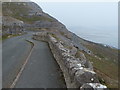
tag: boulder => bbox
[70,47,77,56]
[80,83,107,90]
[75,71,99,86]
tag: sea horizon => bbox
[68,26,118,49]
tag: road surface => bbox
[3,32,66,88]
[0,40,2,89]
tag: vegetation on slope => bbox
[2,2,53,24]
[2,2,118,88]
[81,41,118,88]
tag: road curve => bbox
[3,32,66,88]
[3,33,32,88]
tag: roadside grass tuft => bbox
[83,51,118,88]
[2,34,24,40]
[79,39,118,88]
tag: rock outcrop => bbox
[2,16,24,35]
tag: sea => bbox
[68,26,118,49]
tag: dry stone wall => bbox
[33,32,107,89]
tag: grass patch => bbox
[3,2,30,17]
[2,33,24,41]
[50,33,61,41]
[0,38,1,40]
[77,36,119,88]
[27,27,49,31]
[83,51,118,88]
[3,2,53,24]
[79,38,118,88]
[16,15,53,24]
[84,42,118,65]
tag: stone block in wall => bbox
[69,47,77,56]
[75,70,99,87]
[80,83,107,90]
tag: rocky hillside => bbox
[2,2,118,88]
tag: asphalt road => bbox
[0,40,2,89]
[3,32,66,88]
[3,33,32,88]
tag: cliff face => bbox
[2,2,118,88]
[2,2,70,37]
[2,16,24,35]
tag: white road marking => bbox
[10,40,34,88]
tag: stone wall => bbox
[33,32,107,89]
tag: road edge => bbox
[10,39,34,88]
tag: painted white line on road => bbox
[10,40,34,88]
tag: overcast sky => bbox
[30,1,118,48]
[31,1,118,29]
